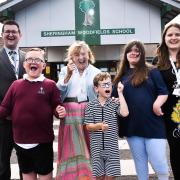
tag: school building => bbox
[0,0,179,81]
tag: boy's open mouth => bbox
[105,90,110,93]
[30,65,38,71]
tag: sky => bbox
[0,0,7,3]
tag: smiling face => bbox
[23,50,46,80]
[1,24,21,50]
[126,45,141,68]
[72,47,89,72]
[95,77,112,100]
[165,26,180,51]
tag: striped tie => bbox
[9,51,18,77]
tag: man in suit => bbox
[0,20,25,180]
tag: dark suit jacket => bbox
[0,48,25,122]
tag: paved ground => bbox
[10,119,174,180]
[118,176,174,180]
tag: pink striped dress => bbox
[56,101,93,180]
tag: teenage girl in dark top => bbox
[112,40,169,180]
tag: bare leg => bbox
[96,175,105,180]
[23,172,37,180]
[105,176,116,180]
[39,171,53,180]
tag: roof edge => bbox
[0,0,23,12]
[159,0,180,8]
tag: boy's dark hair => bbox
[93,72,111,87]
[2,20,21,33]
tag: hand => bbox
[117,82,124,94]
[67,59,76,76]
[56,105,66,119]
[153,102,164,116]
[101,121,109,132]
[111,97,119,103]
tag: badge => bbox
[173,84,180,97]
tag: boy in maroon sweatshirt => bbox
[0,48,66,180]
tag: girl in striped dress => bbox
[84,72,129,179]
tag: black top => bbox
[153,57,180,138]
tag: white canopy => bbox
[165,14,180,28]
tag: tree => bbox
[79,0,95,26]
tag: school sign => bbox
[41,28,135,37]
[41,0,135,45]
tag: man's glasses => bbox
[25,58,44,64]
[3,30,19,35]
[98,82,112,88]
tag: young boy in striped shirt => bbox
[84,72,129,179]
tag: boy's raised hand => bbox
[56,105,66,119]
[117,81,124,94]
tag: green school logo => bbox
[79,0,95,26]
[75,0,100,45]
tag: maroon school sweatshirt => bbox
[0,78,62,144]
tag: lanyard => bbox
[170,57,180,85]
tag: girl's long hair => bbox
[156,23,180,70]
[113,40,153,87]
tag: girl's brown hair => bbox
[113,40,153,87]
[156,23,180,70]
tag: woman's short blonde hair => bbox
[65,41,95,64]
